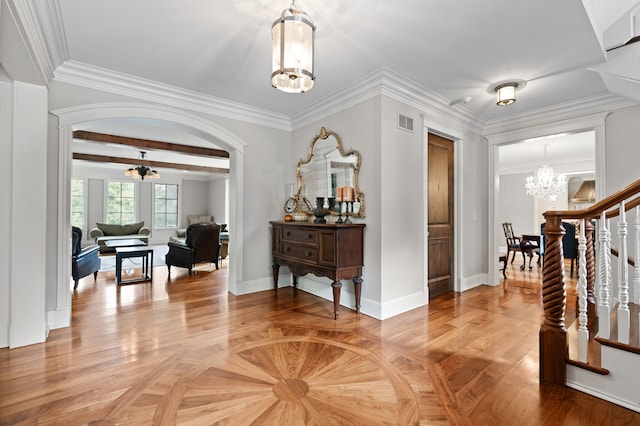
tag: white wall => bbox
[6,82,48,347]
[380,97,424,314]
[606,105,640,193]
[181,179,211,227]
[209,177,227,225]
[605,104,640,303]
[498,173,537,251]
[291,95,488,319]
[291,97,383,317]
[458,128,489,280]
[0,81,12,347]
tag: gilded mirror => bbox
[295,127,365,217]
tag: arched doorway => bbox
[52,103,248,328]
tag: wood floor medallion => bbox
[150,333,419,424]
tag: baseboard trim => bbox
[47,307,71,330]
[0,326,8,348]
[229,273,288,296]
[460,273,487,292]
[566,379,640,413]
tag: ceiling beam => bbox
[73,153,229,174]
[72,130,229,159]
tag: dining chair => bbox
[502,222,524,265]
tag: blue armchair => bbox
[72,226,101,290]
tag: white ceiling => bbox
[4,0,640,173]
[54,0,611,121]
[498,131,596,176]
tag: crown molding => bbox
[53,61,292,131]
[290,67,485,133]
[34,0,69,68]
[483,92,637,138]
[5,0,55,84]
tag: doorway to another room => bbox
[427,133,455,298]
[497,130,596,271]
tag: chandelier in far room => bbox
[525,145,566,202]
[124,151,159,181]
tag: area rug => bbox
[99,244,169,272]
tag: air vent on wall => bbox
[398,114,414,132]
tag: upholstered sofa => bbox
[89,221,151,253]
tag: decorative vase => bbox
[313,197,329,224]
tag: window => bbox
[71,178,84,228]
[107,181,136,224]
[154,183,178,228]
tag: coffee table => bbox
[115,246,154,285]
[104,238,148,249]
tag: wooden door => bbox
[427,133,454,298]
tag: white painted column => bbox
[9,82,48,347]
[51,124,73,329]
[0,82,13,347]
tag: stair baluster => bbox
[577,219,588,362]
[618,200,630,344]
[597,213,611,339]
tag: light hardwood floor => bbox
[1,260,639,425]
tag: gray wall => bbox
[181,179,211,227]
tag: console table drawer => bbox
[270,221,366,320]
[281,228,317,244]
[282,244,318,262]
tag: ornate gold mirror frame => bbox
[295,127,365,218]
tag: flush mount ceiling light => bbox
[489,79,527,106]
[271,0,316,93]
[495,83,518,105]
[124,151,159,181]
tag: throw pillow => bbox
[97,223,123,236]
[122,221,144,235]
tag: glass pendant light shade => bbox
[271,1,315,93]
[496,83,517,106]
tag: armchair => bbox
[166,222,221,277]
[72,226,101,290]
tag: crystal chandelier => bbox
[124,151,159,181]
[525,145,566,202]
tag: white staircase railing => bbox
[540,179,640,386]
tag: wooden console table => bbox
[270,221,365,319]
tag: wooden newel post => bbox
[539,215,568,385]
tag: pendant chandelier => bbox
[124,151,159,181]
[525,145,566,202]
[271,0,316,93]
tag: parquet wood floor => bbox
[1,261,639,425]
